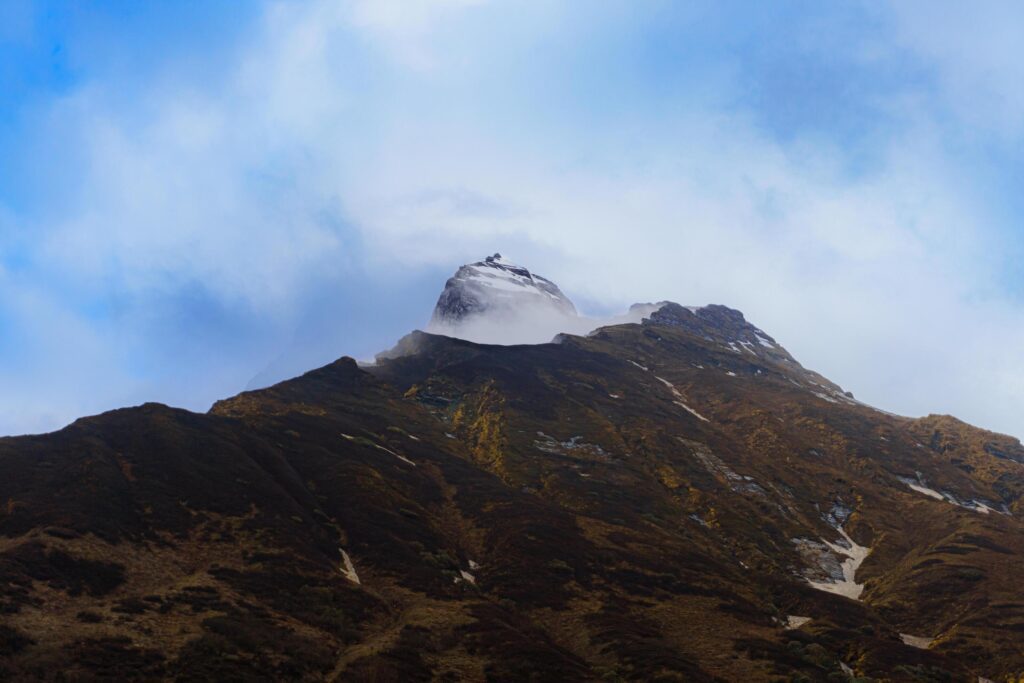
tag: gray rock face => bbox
[430,253,577,326]
[646,302,795,364]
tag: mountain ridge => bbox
[1,256,1023,681]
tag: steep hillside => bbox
[2,297,1023,681]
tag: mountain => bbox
[431,253,577,325]
[425,254,653,346]
[2,256,1024,681]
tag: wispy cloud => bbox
[882,1,1024,139]
[1,0,1023,438]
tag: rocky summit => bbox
[2,256,1024,681]
[431,253,577,325]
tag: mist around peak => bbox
[425,254,666,345]
[425,304,661,346]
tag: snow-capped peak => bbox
[424,255,794,353]
[430,254,577,328]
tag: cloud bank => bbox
[1,1,1023,438]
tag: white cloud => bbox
[0,274,133,434]
[6,0,1024,440]
[36,2,359,314]
[882,0,1024,139]
[350,0,487,46]
[338,81,1024,437]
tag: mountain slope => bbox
[426,254,592,346]
[1,282,1023,680]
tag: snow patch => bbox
[340,548,360,584]
[535,432,610,459]
[678,438,763,496]
[897,476,946,501]
[675,401,710,422]
[897,475,1005,515]
[802,527,870,600]
[341,433,416,466]
[967,500,997,514]
[785,615,811,629]
[464,273,534,292]
[377,445,416,467]
[654,375,710,422]
[900,633,933,649]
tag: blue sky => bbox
[2,0,1024,437]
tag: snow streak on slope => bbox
[340,549,361,584]
[805,527,870,600]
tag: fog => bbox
[424,302,663,347]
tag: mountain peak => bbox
[483,252,513,266]
[424,257,805,369]
[429,254,577,330]
[645,301,799,363]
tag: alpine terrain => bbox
[2,255,1023,682]
[430,253,577,326]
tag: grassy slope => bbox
[1,320,1022,681]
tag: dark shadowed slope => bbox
[2,303,1024,681]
